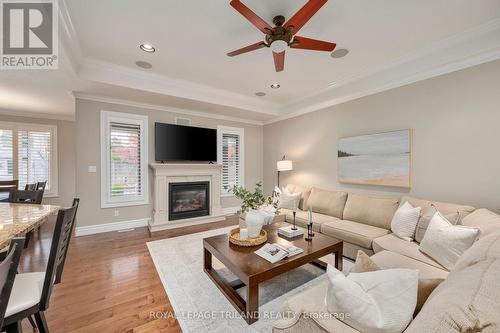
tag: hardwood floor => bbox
[19,216,238,332]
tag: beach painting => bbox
[338,130,411,188]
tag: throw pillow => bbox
[278,187,301,211]
[326,265,419,333]
[350,250,380,273]
[391,201,421,241]
[349,250,444,315]
[419,212,479,270]
[414,205,461,243]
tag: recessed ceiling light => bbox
[331,48,349,59]
[140,43,155,53]
[270,83,280,89]
[255,92,266,97]
[135,60,152,69]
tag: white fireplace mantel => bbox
[149,163,225,232]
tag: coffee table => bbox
[203,222,343,324]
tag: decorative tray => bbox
[229,228,267,247]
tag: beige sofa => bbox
[273,184,500,332]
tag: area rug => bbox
[147,226,352,333]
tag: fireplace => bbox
[169,181,210,221]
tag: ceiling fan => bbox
[227,0,336,72]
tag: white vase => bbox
[245,209,265,238]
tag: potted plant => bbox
[231,182,279,238]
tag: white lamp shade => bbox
[277,160,293,171]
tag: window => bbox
[217,126,244,196]
[0,122,58,196]
[101,111,148,208]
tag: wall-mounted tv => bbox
[155,122,217,162]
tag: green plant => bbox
[231,182,279,214]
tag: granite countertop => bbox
[0,203,60,249]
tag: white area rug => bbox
[147,226,352,333]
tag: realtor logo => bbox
[1,0,58,69]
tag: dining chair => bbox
[24,184,36,191]
[0,181,18,203]
[8,190,43,204]
[1,199,80,333]
[0,238,25,331]
[36,181,47,192]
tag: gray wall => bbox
[75,99,263,227]
[264,59,500,211]
[0,113,76,207]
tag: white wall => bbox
[264,59,500,211]
[75,99,263,227]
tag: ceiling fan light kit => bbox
[227,0,336,72]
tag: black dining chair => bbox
[8,190,43,205]
[0,238,25,331]
[24,184,36,191]
[1,199,80,333]
[0,181,18,203]
[36,181,47,192]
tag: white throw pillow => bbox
[419,212,479,270]
[278,187,301,211]
[414,206,461,243]
[391,201,421,241]
[325,265,418,333]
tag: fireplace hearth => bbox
[169,181,210,221]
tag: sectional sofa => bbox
[272,184,500,332]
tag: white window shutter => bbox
[218,126,244,195]
[18,130,52,190]
[0,129,13,181]
[109,122,142,198]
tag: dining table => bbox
[0,202,60,249]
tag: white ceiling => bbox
[1,0,500,123]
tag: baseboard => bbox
[222,206,239,216]
[75,218,150,237]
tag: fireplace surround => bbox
[149,163,225,232]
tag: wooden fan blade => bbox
[290,36,336,51]
[284,0,327,34]
[273,51,285,72]
[230,0,273,34]
[227,42,267,57]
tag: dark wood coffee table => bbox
[203,222,343,324]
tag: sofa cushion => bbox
[370,251,449,280]
[401,195,475,216]
[406,256,500,332]
[279,278,359,333]
[373,233,447,271]
[461,208,500,239]
[454,231,500,272]
[307,187,348,219]
[282,208,339,232]
[286,184,312,211]
[343,193,399,229]
[321,220,391,249]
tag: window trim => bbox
[0,121,58,197]
[217,125,244,197]
[100,111,149,208]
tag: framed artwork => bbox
[338,129,412,188]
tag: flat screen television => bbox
[155,122,217,162]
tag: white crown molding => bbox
[77,58,280,116]
[0,109,75,121]
[73,92,265,126]
[58,0,83,73]
[265,18,500,124]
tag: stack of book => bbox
[278,225,304,238]
[255,243,304,263]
